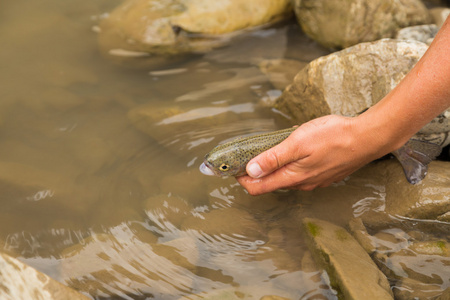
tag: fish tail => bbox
[392,139,442,184]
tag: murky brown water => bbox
[1,0,448,299]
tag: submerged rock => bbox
[293,0,431,49]
[98,0,292,58]
[0,252,89,300]
[302,218,393,299]
[384,161,450,220]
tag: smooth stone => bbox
[393,277,445,300]
[0,252,90,300]
[98,0,292,57]
[293,0,430,49]
[302,218,393,300]
[384,161,450,220]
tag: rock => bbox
[384,161,450,220]
[98,0,292,57]
[258,59,307,90]
[273,39,450,148]
[274,39,428,124]
[348,218,376,254]
[260,296,291,300]
[302,218,393,300]
[396,24,439,45]
[429,7,450,28]
[0,252,89,300]
[143,194,192,229]
[293,0,431,49]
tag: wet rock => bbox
[293,0,431,49]
[258,59,307,90]
[437,287,450,300]
[348,218,376,254]
[409,240,449,256]
[430,7,450,28]
[396,24,439,45]
[384,161,450,220]
[302,218,393,300]
[260,296,291,300]
[274,39,428,124]
[0,252,90,300]
[98,0,292,57]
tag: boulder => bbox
[258,59,307,91]
[98,0,292,57]
[0,252,89,300]
[293,0,431,49]
[274,39,428,124]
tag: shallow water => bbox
[1,0,449,299]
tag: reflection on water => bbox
[0,0,448,299]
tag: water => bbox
[0,0,448,299]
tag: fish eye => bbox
[219,163,230,171]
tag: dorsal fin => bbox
[392,139,442,184]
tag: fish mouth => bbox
[199,161,216,176]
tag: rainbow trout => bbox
[200,127,442,184]
[200,127,296,177]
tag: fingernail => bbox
[247,163,263,178]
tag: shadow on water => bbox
[0,0,448,299]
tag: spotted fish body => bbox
[200,127,296,177]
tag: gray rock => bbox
[293,0,431,49]
[396,24,439,45]
[0,252,89,300]
[302,218,393,300]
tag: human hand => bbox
[236,114,391,194]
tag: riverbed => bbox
[0,0,448,299]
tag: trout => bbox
[199,127,442,184]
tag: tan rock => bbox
[275,39,428,125]
[429,7,450,28]
[384,161,450,220]
[0,252,89,300]
[293,0,431,49]
[302,218,393,300]
[98,0,292,56]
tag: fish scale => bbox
[200,127,296,176]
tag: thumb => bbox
[246,136,303,178]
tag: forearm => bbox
[357,17,450,153]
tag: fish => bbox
[199,127,296,177]
[200,127,442,184]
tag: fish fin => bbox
[392,139,442,184]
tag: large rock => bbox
[274,39,427,123]
[302,218,393,299]
[274,39,450,147]
[0,252,89,300]
[98,0,292,57]
[293,0,431,49]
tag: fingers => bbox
[246,131,307,179]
